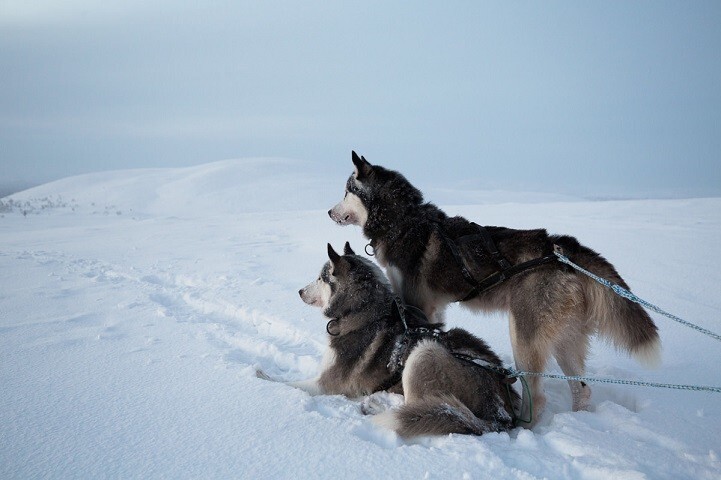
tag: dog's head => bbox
[299,242,389,318]
[328,152,423,232]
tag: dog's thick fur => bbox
[291,242,520,437]
[329,152,661,423]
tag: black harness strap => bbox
[327,298,442,393]
[436,227,478,288]
[437,223,558,302]
[470,222,512,271]
[451,352,516,384]
[459,254,558,302]
[374,299,525,394]
[375,299,443,392]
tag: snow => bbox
[1,158,720,479]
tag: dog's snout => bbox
[327,209,333,218]
[298,288,304,297]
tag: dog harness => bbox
[327,296,519,393]
[373,299,441,392]
[376,298,515,392]
[436,222,559,302]
[365,222,560,303]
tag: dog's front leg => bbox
[287,378,324,396]
[389,269,447,324]
[256,369,324,396]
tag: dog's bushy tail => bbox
[372,394,507,438]
[555,236,661,367]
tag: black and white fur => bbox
[285,242,520,437]
[329,152,661,424]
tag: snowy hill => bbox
[3,158,336,217]
[1,159,720,479]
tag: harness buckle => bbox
[497,258,512,270]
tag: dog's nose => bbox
[298,288,304,297]
[327,209,332,218]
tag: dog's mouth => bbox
[335,214,352,226]
[299,288,324,308]
[328,208,354,226]
[308,297,323,307]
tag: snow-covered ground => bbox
[1,159,720,479]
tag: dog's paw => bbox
[361,395,387,415]
[360,391,404,415]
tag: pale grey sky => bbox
[1,1,720,198]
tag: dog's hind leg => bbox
[509,312,549,427]
[374,340,501,437]
[553,330,592,412]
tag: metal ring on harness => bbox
[365,243,375,256]
[326,318,340,336]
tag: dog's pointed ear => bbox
[343,242,355,255]
[327,243,341,265]
[352,151,373,178]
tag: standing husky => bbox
[329,152,661,422]
[289,242,520,437]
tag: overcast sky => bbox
[1,1,720,198]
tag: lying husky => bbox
[281,242,520,437]
[328,152,661,423]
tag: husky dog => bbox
[288,242,520,437]
[328,152,661,423]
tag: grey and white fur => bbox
[287,242,520,437]
[329,152,661,424]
